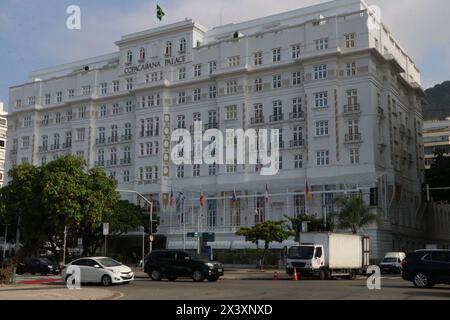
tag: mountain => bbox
[424,81,450,121]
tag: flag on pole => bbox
[200,192,205,208]
[232,187,237,202]
[265,184,269,203]
[170,188,174,207]
[305,181,312,200]
[156,5,165,21]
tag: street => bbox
[105,277,450,300]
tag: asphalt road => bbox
[106,276,450,300]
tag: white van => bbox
[379,252,406,274]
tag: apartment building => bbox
[0,102,7,186]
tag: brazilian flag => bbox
[156,5,165,21]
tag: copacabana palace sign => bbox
[124,55,186,74]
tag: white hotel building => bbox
[6,0,428,259]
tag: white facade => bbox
[5,0,428,259]
[423,119,450,169]
[0,102,7,187]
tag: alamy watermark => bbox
[171,122,280,176]
[66,5,81,30]
[65,265,81,290]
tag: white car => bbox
[62,257,134,286]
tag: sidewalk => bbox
[0,283,119,300]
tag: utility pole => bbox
[3,224,9,260]
[63,226,67,265]
[149,202,153,254]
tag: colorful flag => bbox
[200,192,205,208]
[232,187,237,202]
[265,184,269,203]
[156,5,165,21]
[170,188,174,207]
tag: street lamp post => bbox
[2,224,9,260]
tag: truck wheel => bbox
[347,270,357,280]
[319,269,327,280]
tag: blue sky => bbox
[1,0,449,110]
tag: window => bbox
[209,163,217,176]
[315,121,329,136]
[226,105,237,120]
[293,126,303,144]
[24,116,32,127]
[292,44,301,59]
[314,92,328,108]
[292,98,302,115]
[294,154,303,169]
[56,91,63,103]
[207,200,217,228]
[209,61,217,74]
[178,67,186,80]
[345,33,356,48]
[126,78,133,90]
[347,120,360,141]
[179,38,186,53]
[347,89,358,106]
[28,96,36,105]
[76,151,84,159]
[193,164,200,177]
[68,89,75,98]
[126,50,133,64]
[272,100,283,121]
[123,170,130,183]
[67,110,73,121]
[100,105,107,117]
[113,80,120,92]
[292,71,302,85]
[254,103,264,122]
[78,106,87,119]
[82,86,91,95]
[21,136,30,148]
[254,52,263,66]
[139,47,145,61]
[177,165,184,178]
[76,128,85,141]
[227,56,240,67]
[346,62,356,76]
[315,38,328,50]
[55,113,61,124]
[254,78,263,92]
[165,41,172,56]
[272,74,281,89]
[272,48,281,62]
[15,99,22,108]
[314,64,327,79]
[350,149,360,164]
[294,195,306,216]
[112,103,119,115]
[226,80,237,94]
[193,64,202,77]
[178,91,186,104]
[177,115,186,129]
[45,94,51,105]
[125,100,133,112]
[101,83,107,95]
[316,150,330,166]
[209,86,217,99]
[193,88,201,102]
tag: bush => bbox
[0,267,13,285]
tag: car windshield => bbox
[383,257,398,263]
[97,258,121,267]
[288,246,315,259]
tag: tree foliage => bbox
[236,221,293,268]
[334,195,381,234]
[284,214,334,239]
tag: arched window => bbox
[139,47,145,61]
[179,38,186,53]
[127,50,133,64]
[165,41,172,56]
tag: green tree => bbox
[285,214,334,240]
[334,196,381,234]
[236,221,293,269]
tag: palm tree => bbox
[335,195,382,234]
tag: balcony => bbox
[96,138,106,145]
[345,133,362,143]
[343,103,361,115]
[250,116,265,125]
[289,111,305,120]
[106,159,118,167]
[62,143,72,150]
[269,114,284,123]
[289,139,305,149]
[108,136,119,143]
[120,158,132,165]
[50,144,60,151]
[38,146,48,153]
[95,160,105,167]
[121,134,132,142]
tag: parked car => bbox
[62,257,134,286]
[379,253,406,274]
[402,250,450,288]
[17,257,61,276]
[144,250,224,282]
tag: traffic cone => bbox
[293,269,298,281]
[273,272,279,280]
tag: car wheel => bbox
[413,272,430,288]
[167,276,177,282]
[207,276,219,282]
[101,275,112,287]
[192,269,205,282]
[150,269,163,281]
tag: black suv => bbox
[144,250,224,282]
[17,257,61,276]
[402,250,450,288]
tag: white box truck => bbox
[286,232,370,280]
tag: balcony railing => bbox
[120,158,132,165]
[96,138,106,145]
[269,114,284,122]
[95,160,105,167]
[345,133,362,143]
[108,136,119,143]
[39,146,48,153]
[62,143,72,149]
[343,103,361,114]
[250,116,265,125]
[289,111,305,120]
[50,144,60,150]
[107,159,118,166]
[289,139,305,148]
[121,134,132,142]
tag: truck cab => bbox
[286,245,326,278]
